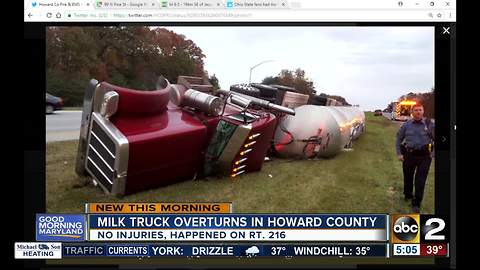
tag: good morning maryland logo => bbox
[36,214,85,241]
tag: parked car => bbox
[374,109,382,116]
[46,93,63,114]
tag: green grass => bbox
[46,112,434,214]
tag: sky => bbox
[163,27,434,111]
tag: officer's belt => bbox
[405,145,430,156]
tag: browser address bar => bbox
[25,9,455,22]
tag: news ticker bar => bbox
[14,242,450,259]
[62,243,387,257]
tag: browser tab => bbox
[229,0,288,9]
[94,0,158,9]
[162,0,225,9]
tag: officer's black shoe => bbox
[412,205,420,213]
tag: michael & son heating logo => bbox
[36,214,85,241]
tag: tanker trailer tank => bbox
[325,107,351,149]
[329,106,356,148]
[342,107,364,140]
[273,105,344,158]
[358,109,366,132]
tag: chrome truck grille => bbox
[84,112,129,196]
[86,120,116,191]
[75,80,130,196]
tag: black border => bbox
[22,21,456,270]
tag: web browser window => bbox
[23,0,456,269]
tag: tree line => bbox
[262,68,350,105]
[46,26,208,106]
[46,26,350,107]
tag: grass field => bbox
[46,112,434,213]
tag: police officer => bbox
[396,103,434,213]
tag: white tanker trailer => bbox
[274,105,366,158]
[228,83,366,159]
[334,106,365,141]
[327,107,352,149]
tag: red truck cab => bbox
[76,77,279,196]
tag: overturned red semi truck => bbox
[75,77,295,196]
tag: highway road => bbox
[46,111,82,142]
[382,112,393,120]
[45,111,430,142]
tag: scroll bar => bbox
[386,214,390,258]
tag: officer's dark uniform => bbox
[396,118,434,208]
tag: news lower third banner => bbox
[24,204,454,259]
[87,214,387,241]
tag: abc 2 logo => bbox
[391,214,449,244]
